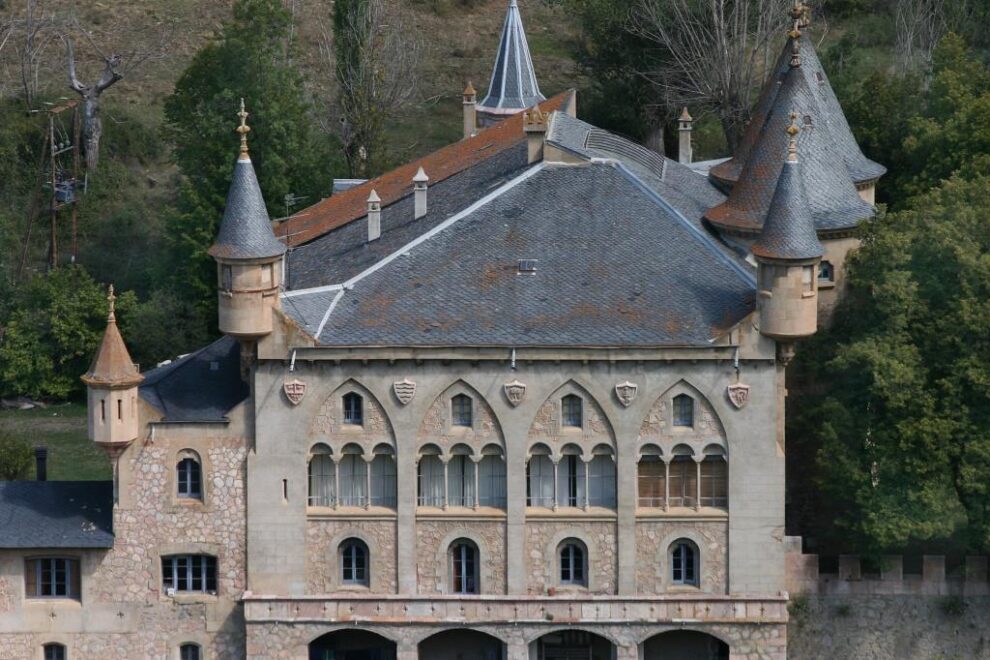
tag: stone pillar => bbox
[505,442,527,594]
[678,107,693,165]
[616,438,638,594]
[506,639,529,660]
[396,437,418,594]
[616,644,639,660]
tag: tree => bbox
[163,0,339,313]
[789,174,990,555]
[0,431,33,480]
[326,0,421,177]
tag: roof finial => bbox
[236,98,251,159]
[787,112,800,163]
[107,284,117,322]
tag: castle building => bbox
[0,3,879,659]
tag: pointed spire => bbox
[82,285,143,388]
[477,0,545,117]
[752,116,823,261]
[208,100,286,261]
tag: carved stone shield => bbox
[504,380,527,407]
[727,383,751,409]
[615,381,638,407]
[393,379,416,405]
[283,379,307,406]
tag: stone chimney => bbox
[413,167,429,220]
[523,106,548,164]
[678,107,694,165]
[367,189,382,242]
[462,82,477,140]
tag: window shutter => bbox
[70,559,81,597]
[24,559,37,597]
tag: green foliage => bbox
[164,0,339,313]
[939,595,968,617]
[790,175,990,555]
[0,430,33,479]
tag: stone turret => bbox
[476,0,545,127]
[208,100,286,341]
[82,285,143,448]
[753,114,824,345]
[462,82,478,139]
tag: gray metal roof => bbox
[477,0,545,115]
[705,58,875,234]
[0,481,114,548]
[140,336,248,422]
[753,153,824,261]
[283,162,755,348]
[209,157,287,261]
[711,30,886,187]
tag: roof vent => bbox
[517,259,538,273]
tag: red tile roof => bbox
[279,91,574,248]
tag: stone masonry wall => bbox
[525,520,617,595]
[306,518,398,594]
[416,519,506,594]
[635,520,728,594]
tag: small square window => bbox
[451,394,472,427]
[561,395,582,428]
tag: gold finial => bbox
[107,284,117,321]
[236,98,251,158]
[787,112,800,162]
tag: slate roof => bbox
[0,481,114,548]
[82,307,142,388]
[282,161,755,348]
[280,92,573,249]
[209,156,287,261]
[139,336,248,422]
[705,56,875,235]
[477,0,545,115]
[710,27,886,188]
[752,150,824,261]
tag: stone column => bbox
[505,446,527,594]
[472,455,482,509]
[396,443,418,594]
[616,438,637,594]
[551,460,559,511]
[582,456,591,510]
[363,455,373,509]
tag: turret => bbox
[462,82,477,139]
[208,100,286,341]
[476,0,545,127]
[678,107,693,164]
[753,114,824,343]
[82,285,143,448]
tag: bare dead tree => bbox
[895,0,948,71]
[64,36,122,171]
[630,0,793,152]
[13,0,60,108]
[320,0,421,178]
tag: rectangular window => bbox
[526,455,554,507]
[556,455,585,507]
[668,458,697,508]
[802,265,814,293]
[638,457,666,507]
[478,455,506,508]
[25,558,80,599]
[369,454,397,507]
[44,645,66,660]
[446,455,475,507]
[221,266,233,291]
[700,459,728,508]
[561,395,582,428]
[587,455,616,508]
[162,555,217,594]
[339,454,368,506]
[451,395,472,427]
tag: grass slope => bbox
[0,405,110,480]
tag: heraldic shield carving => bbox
[393,379,417,405]
[504,380,527,407]
[283,379,307,406]
[727,383,751,409]
[615,381,638,407]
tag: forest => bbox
[0,0,988,559]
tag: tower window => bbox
[221,265,233,291]
[673,394,694,427]
[802,265,815,293]
[561,394,582,428]
[451,394,472,427]
[177,456,202,500]
[819,260,835,282]
[343,392,363,425]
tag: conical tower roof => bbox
[477,0,545,116]
[705,37,874,235]
[710,6,885,188]
[82,286,143,388]
[208,101,287,261]
[752,118,824,261]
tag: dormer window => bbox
[343,392,363,425]
[561,394,582,428]
[451,394,472,427]
[673,394,694,427]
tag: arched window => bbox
[43,644,66,660]
[668,451,697,508]
[671,540,699,586]
[451,393,473,427]
[179,643,201,660]
[176,454,202,500]
[818,260,835,282]
[556,446,585,508]
[447,446,475,507]
[561,394,583,428]
[700,451,728,508]
[673,394,694,427]
[340,539,369,586]
[342,392,363,425]
[370,447,397,508]
[478,446,506,508]
[558,541,587,586]
[308,444,335,507]
[338,446,367,506]
[449,540,479,594]
[417,447,444,507]
[526,447,554,507]
[588,446,616,508]
[638,446,665,508]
